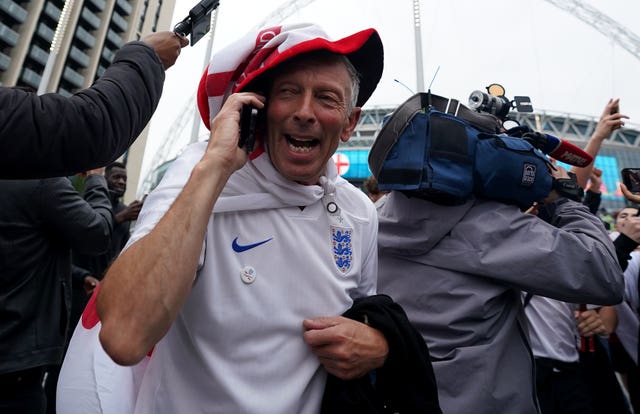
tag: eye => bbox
[318,92,341,107]
[274,85,297,96]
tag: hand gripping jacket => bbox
[368,92,553,209]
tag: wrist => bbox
[590,131,609,142]
[196,153,238,183]
[551,177,584,202]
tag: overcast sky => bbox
[139,0,640,190]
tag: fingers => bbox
[302,318,389,379]
[202,92,266,175]
[620,183,640,204]
[523,202,539,216]
[303,316,340,330]
[141,31,188,70]
[83,276,100,295]
[175,32,189,48]
[302,317,345,348]
[549,163,570,180]
[575,310,605,336]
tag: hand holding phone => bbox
[239,105,259,154]
[621,168,640,194]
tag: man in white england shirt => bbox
[95,23,388,413]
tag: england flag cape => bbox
[57,22,382,414]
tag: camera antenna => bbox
[393,78,415,95]
[424,65,440,110]
[427,65,440,92]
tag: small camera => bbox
[468,83,533,123]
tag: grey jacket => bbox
[376,192,623,414]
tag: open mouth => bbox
[286,134,319,153]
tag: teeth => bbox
[286,134,315,153]
[288,141,313,152]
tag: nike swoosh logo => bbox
[232,236,273,253]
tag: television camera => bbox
[174,0,220,46]
[467,83,533,127]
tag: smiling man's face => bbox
[264,54,360,185]
[106,166,127,197]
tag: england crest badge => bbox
[331,226,353,273]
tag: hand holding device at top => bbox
[593,98,629,141]
[141,31,189,70]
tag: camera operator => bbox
[375,151,624,413]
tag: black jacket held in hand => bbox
[0,41,164,179]
[0,174,113,374]
[321,294,442,414]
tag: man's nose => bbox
[293,94,316,124]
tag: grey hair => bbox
[339,55,361,114]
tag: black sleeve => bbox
[0,41,165,179]
[582,189,601,215]
[38,175,114,254]
[614,233,639,271]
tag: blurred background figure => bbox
[363,175,388,203]
[0,169,113,413]
[71,162,145,334]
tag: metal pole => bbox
[413,0,425,92]
[189,8,219,143]
[38,0,75,95]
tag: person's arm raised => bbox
[97,93,265,366]
[571,98,629,188]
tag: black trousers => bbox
[535,357,594,414]
[0,366,47,414]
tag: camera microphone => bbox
[523,132,593,167]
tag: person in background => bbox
[71,162,144,332]
[363,175,388,203]
[524,165,630,414]
[0,169,113,413]
[0,31,188,179]
[610,187,640,413]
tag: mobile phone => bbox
[610,102,619,115]
[621,168,640,193]
[238,105,259,153]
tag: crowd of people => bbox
[0,20,638,414]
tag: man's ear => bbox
[341,107,362,143]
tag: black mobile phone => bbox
[238,105,259,153]
[621,168,640,193]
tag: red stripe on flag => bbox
[81,282,101,329]
[206,71,235,97]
